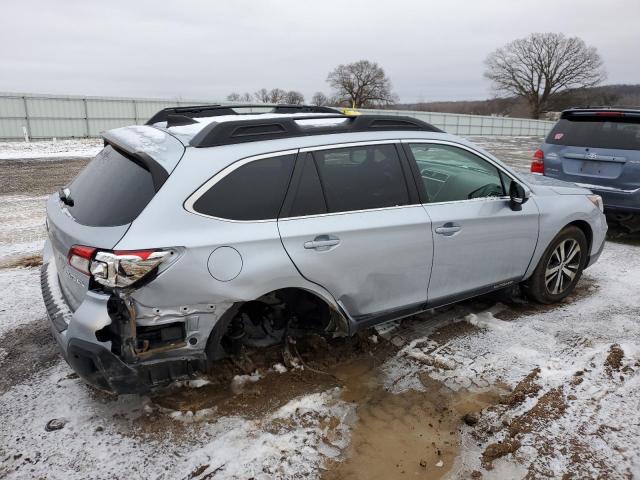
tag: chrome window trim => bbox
[185,141,415,223]
[299,139,398,152]
[401,139,525,206]
[421,196,510,207]
[183,149,298,223]
[184,138,519,223]
[278,203,425,222]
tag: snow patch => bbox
[464,310,509,331]
[0,139,102,160]
[0,267,46,338]
[231,371,262,394]
[0,363,355,480]
[272,363,288,374]
[384,242,640,477]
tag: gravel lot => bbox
[1,137,639,480]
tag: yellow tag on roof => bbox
[341,107,361,116]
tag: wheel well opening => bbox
[567,220,593,254]
[208,288,348,360]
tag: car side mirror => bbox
[509,182,529,211]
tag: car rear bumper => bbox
[574,183,640,213]
[40,257,205,394]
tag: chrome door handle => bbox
[304,235,340,250]
[435,223,462,236]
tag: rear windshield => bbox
[546,116,640,150]
[65,145,157,227]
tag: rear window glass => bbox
[66,145,157,227]
[547,117,640,150]
[193,154,295,220]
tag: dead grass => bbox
[604,344,624,375]
[0,253,42,269]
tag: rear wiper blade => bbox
[58,187,74,207]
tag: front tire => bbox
[524,226,588,304]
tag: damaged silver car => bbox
[41,105,607,393]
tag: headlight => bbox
[587,194,604,213]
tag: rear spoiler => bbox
[562,109,640,119]
[102,131,169,192]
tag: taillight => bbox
[68,245,96,275]
[68,246,171,288]
[90,250,171,288]
[531,149,544,174]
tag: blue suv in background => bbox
[533,108,640,232]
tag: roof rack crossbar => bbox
[146,104,341,125]
[189,114,443,148]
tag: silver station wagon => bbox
[40,105,607,393]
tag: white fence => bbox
[0,92,554,140]
[359,108,554,137]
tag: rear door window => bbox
[284,153,328,217]
[66,145,157,227]
[547,116,640,150]
[192,154,295,220]
[311,144,410,213]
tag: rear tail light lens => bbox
[91,250,171,288]
[68,245,96,275]
[68,245,171,288]
[531,149,545,174]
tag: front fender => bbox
[523,195,606,279]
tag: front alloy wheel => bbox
[544,238,581,295]
[524,226,588,304]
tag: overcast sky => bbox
[1,0,638,103]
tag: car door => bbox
[403,141,539,305]
[278,141,433,324]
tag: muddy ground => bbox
[0,158,87,196]
[1,138,639,479]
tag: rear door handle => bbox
[304,235,340,250]
[435,223,462,236]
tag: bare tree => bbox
[226,92,252,103]
[311,92,329,106]
[284,90,305,105]
[485,33,606,119]
[268,88,288,104]
[254,88,270,103]
[327,60,397,107]
[252,88,301,104]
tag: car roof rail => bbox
[190,114,443,148]
[146,104,342,125]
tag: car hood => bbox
[519,172,592,196]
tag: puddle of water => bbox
[324,358,500,480]
[149,338,501,479]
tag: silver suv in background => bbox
[41,105,607,393]
[533,107,640,232]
